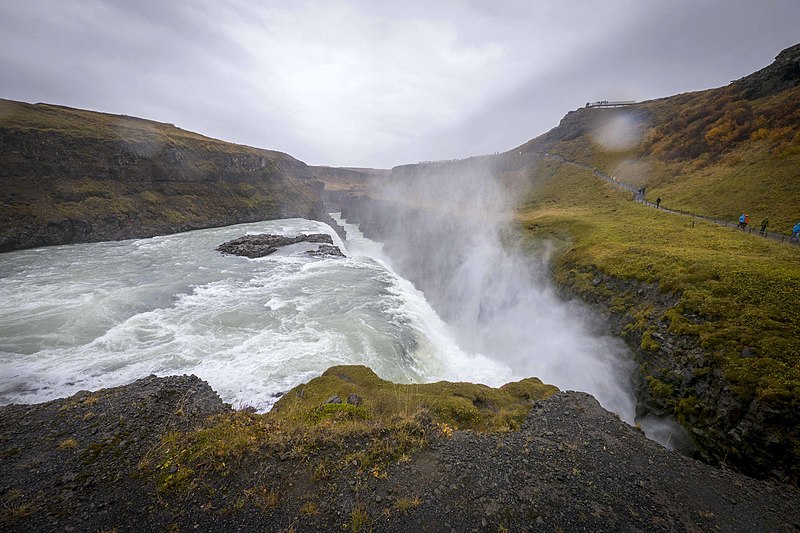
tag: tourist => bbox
[656,197,661,209]
[792,222,800,242]
[738,213,746,229]
[760,218,769,235]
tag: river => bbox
[0,214,642,430]
[0,216,515,410]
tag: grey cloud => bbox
[1,0,798,168]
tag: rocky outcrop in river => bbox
[217,233,343,258]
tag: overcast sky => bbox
[1,1,798,168]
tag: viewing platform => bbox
[585,100,637,108]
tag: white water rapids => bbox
[1,212,664,442]
[0,216,515,410]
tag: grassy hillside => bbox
[515,44,800,234]
[519,159,800,392]
[513,158,800,480]
[0,99,326,251]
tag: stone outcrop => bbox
[217,233,342,258]
[306,243,345,258]
[733,43,800,99]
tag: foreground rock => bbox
[217,233,343,258]
[1,373,798,532]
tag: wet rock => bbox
[306,244,345,258]
[217,233,334,258]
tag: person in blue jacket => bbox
[738,213,746,229]
[791,222,800,241]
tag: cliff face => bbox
[733,42,800,99]
[0,99,339,252]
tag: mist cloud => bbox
[361,158,637,421]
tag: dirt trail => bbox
[544,153,798,245]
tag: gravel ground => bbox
[1,375,798,532]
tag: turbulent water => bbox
[0,216,514,410]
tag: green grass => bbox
[273,365,558,432]
[517,160,800,414]
[143,365,558,495]
[642,140,800,234]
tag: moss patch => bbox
[274,365,558,432]
[145,366,558,496]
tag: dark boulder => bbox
[306,244,345,258]
[217,233,336,258]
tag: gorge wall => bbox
[0,99,341,252]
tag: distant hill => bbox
[513,43,800,234]
[0,100,336,252]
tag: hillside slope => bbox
[0,99,335,252]
[515,43,800,234]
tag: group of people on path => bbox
[737,213,751,230]
[632,188,797,242]
[739,213,772,235]
[738,213,800,241]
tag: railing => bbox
[585,100,637,108]
[632,199,799,244]
[540,152,799,246]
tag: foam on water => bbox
[0,217,510,410]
